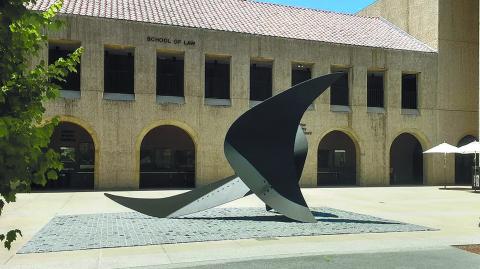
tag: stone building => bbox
[359,0,479,186]
[29,0,478,190]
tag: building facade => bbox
[30,0,478,190]
[359,0,479,186]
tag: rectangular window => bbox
[292,63,312,86]
[104,48,134,95]
[157,53,184,97]
[334,150,346,168]
[48,42,81,91]
[402,73,418,109]
[205,57,230,99]
[155,148,174,170]
[367,71,384,108]
[330,68,349,106]
[250,61,272,101]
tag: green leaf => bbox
[9,179,22,191]
[0,0,74,250]
[0,120,8,138]
[3,230,22,250]
[46,170,58,180]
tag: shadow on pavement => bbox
[438,187,479,193]
[179,210,339,223]
[317,219,401,225]
[178,211,399,225]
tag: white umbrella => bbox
[423,142,460,188]
[458,141,480,154]
[424,143,460,154]
[459,141,480,191]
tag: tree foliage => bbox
[0,0,83,250]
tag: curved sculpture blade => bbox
[294,125,308,179]
[105,175,250,218]
[224,73,343,223]
[105,125,310,219]
[105,74,341,223]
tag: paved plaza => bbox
[0,186,479,268]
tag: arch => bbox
[389,132,424,185]
[455,135,477,185]
[55,116,100,189]
[135,120,198,189]
[389,129,431,152]
[316,127,363,156]
[43,115,100,153]
[36,116,99,190]
[317,130,359,186]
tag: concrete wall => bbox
[437,0,479,151]
[40,14,460,190]
[361,0,479,183]
[358,0,439,49]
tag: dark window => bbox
[250,62,272,101]
[205,58,230,99]
[48,44,81,91]
[140,125,195,188]
[331,69,349,106]
[33,122,95,190]
[390,133,423,185]
[367,72,384,108]
[292,64,312,86]
[334,150,346,168]
[157,54,184,97]
[402,73,418,109]
[318,150,347,169]
[104,49,134,94]
[317,131,357,186]
[318,150,330,168]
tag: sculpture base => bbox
[18,207,436,254]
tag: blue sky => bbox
[257,0,377,14]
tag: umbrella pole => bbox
[472,154,475,191]
[474,153,478,192]
[444,152,446,189]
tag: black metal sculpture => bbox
[105,73,342,223]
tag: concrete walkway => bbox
[0,186,479,268]
[133,247,480,269]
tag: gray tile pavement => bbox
[18,207,435,254]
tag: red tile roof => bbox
[29,0,436,52]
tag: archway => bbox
[317,131,357,186]
[140,125,195,188]
[455,135,477,185]
[34,122,95,190]
[390,133,423,185]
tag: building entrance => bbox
[455,135,476,185]
[140,125,195,188]
[390,133,423,185]
[34,122,95,190]
[317,131,357,186]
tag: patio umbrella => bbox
[458,141,480,191]
[423,142,460,189]
[458,141,480,154]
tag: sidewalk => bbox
[0,186,479,268]
[133,247,480,269]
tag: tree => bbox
[0,0,83,250]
